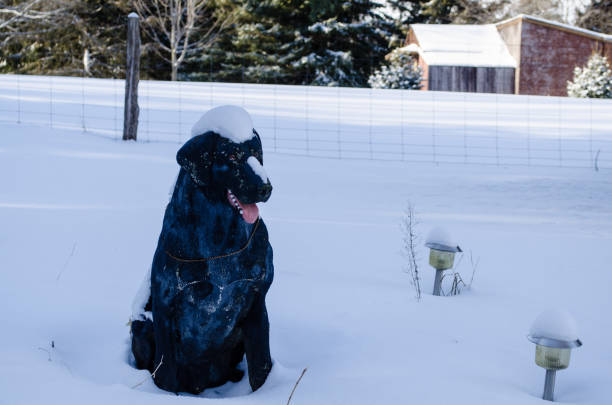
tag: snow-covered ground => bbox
[1,81,612,404]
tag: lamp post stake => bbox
[543,369,556,401]
[433,269,444,296]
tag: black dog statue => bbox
[130,105,274,394]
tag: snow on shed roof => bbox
[410,24,517,68]
[497,14,612,42]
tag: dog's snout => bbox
[258,183,272,201]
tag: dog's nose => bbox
[258,183,272,201]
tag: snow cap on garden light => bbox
[528,309,582,349]
[425,226,462,253]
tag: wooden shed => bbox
[496,14,612,96]
[405,24,517,94]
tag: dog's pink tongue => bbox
[227,190,259,224]
[241,203,259,224]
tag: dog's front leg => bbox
[243,293,272,391]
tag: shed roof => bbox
[496,14,612,42]
[409,24,517,68]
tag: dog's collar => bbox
[165,217,260,263]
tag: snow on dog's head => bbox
[191,105,255,143]
[179,106,272,224]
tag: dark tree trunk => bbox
[123,13,140,141]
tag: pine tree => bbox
[368,47,423,89]
[184,0,308,83]
[381,0,428,48]
[421,0,459,23]
[577,0,612,34]
[452,0,509,24]
[567,53,612,98]
[288,0,394,86]
[385,0,427,26]
[421,0,508,24]
[191,0,395,87]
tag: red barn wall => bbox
[517,19,605,96]
[604,42,612,64]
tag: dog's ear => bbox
[176,132,218,186]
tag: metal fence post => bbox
[178,80,182,142]
[49,76,53,128]
[16,75,21,124]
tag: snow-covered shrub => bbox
[368,48,423,90]
[567,53,612,99]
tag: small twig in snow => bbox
[287,368,307,405]
[131,355,164,389]
[56,242,77,281]
[441,251,479,296]
[38,347,52,362]
[468,251,480,288]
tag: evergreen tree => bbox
[380,0,428,48]
[567,53,612,98]
[184,0,307,83]
[368,47,423,89]
[288,0,394,86]
[421,0,459,23]
[421,0,508,24]
[452,0,509,24]
[385,0,427,26]
[577,0,612,34]
[191,0,394,87]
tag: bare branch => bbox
[133,0,237,80]
[0,0,69,29]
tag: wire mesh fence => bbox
[0,73,611,169]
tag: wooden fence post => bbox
[123,12,140,141]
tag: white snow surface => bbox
[131,269,152,321]
[191,105,255,143]
[247,156,268,183]
[1,85,612,404]
[529,309,580,343]
[410,24,517,68]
